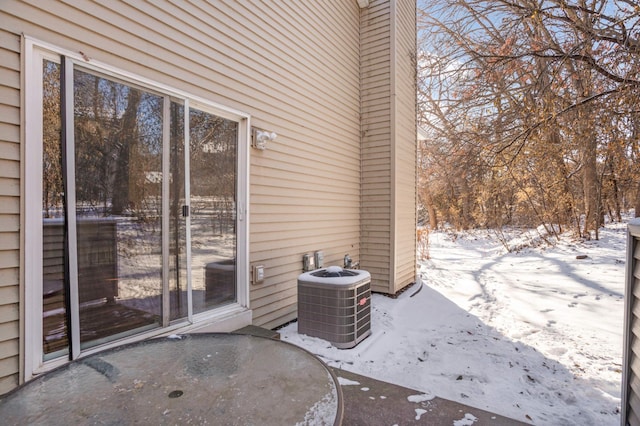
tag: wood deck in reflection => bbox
[43,299,159,354]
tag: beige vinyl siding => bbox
[391,0,417,291]
[0,3,418,394]
[360,0,416,294]
[0,27,20,394]
[243,2,362,329]
[361,0,393,293]
[1,1,362,333]
[623,220,640,425]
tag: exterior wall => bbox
[361,0,393,292]
[391,0,417,292]
[0,0,363,389]
[622,218,640,425]
[0,28,21,395]
[0,0,417,392]
[360,0,416,294]
[241,3,362,329]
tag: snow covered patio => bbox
[280,219,626,425]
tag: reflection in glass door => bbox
[40,57,239,359]
[189,108,238,315]
[167,104,239,320]
[41,59,67,357]
[169,101,187,321]
[42,63,165,356]
[73,69,164,351]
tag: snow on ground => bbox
[279,219,628,425]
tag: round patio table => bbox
[0,333,343,425]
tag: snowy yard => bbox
[279,220,627,425]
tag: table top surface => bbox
[0,333,343,425]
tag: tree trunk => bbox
[111,90,141,215]
[422,186,438,229]
[582,131,599,239]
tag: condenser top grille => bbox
[311,266,358,278]
[298,266,371,289]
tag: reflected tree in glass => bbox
[189,109,237,314]
[73,70,164,349]
[42,59,68,357]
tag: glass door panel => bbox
[42,59,68,358]
[169,101,188,321]
[73,69,163,349]
[189,108,238,314]
[38,51,242,362]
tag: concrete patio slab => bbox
[333,368,531,425]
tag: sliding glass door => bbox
[38,53,242,361]
[167,104,238,321]
[188,108,238,315]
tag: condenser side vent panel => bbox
[297,267,372,349]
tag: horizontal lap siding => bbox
[361,0,392,293]
[0,27,20,394]
[361,0,416,294]
[1,0,362,354]
[392,0,417,291]
[244,1,361,328]
[630,289,640,422]
[624,222,640,425]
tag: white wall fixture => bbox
[252,265,265,284]
[251,127,277,150]
[302,254,315,272]
[357,0,370,8]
